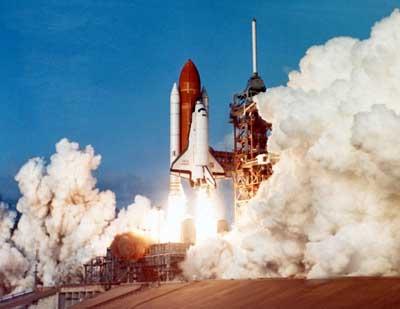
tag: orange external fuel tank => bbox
[178,59,201,153]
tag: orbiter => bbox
[169,60,225,190]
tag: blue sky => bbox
[0,0,398,205]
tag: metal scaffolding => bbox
[84,243,189,287]
[229,72,274,220]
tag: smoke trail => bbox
[0,139,163,295]
[183,9,400,279]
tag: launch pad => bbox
[84,243,189,287]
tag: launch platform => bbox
[84,243,189,286]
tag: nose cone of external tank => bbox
[178,59,201,99]
[178,59,202,153]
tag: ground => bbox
[73,277,400,309]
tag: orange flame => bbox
[110,232,151,261]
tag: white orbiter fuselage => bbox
[170,99,224,188]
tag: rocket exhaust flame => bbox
[165,191,187,242]
[194,187,217,242]
[110,233,151,261]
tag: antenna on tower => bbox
[252,18,257,75]
[244,18,265,96]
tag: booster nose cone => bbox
[171,82,178,93]
[170,82,179,100]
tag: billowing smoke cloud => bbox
[183,9,400,279]
[0,139,162,295]
[0,203,29,295]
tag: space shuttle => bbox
[169,60,225,190]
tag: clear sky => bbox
[0,0,398,206]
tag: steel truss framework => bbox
[84,243,189,287]
[229,74,273,219]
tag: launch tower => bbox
[230,19,274,219]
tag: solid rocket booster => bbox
[170,83,180,164]
[170,60,225,188]
[169,83,183,194]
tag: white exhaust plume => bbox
[183,9,400,279]
[0,139,163,295]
